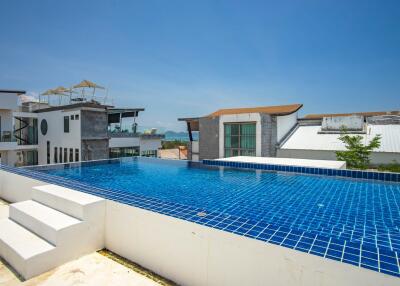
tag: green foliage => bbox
[161,140,188,149]
[336,131,381,169]
[378,161,400,173]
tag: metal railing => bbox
[0,131,16,142]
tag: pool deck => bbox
[216,156,347,169]
[0,200,167,286]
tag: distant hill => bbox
[164,131,199,141]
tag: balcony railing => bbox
[108,131,165,139]
[0,131,16,143]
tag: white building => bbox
[0,90,163,167]
[179,104,302,161]
[278,112,400,165]
[179,105,400,165]
[0,90,38,166]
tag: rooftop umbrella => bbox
[73,80,105,100]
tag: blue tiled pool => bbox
[7,157,400,277]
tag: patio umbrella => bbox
[73,80,105,100]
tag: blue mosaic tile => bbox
[1,157,400,278]
[203,159,400,183]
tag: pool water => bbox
[32,157,400,277]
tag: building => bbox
[278,111,400,165]
[0,89,163,167]
[0,90,39,166]
[179,105,400,165]
[179,104,303,161]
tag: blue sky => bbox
[1,0,399,131]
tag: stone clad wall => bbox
[81,110,108,139]
[261,114,278,157]
[198,117,219,160]
[81,139,109,161]
[80,110,109,161]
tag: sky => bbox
[1,0,399,131]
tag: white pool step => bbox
[32,184,102,220]
[10,200,82,245]
[0,184,106,280]
[0,219,56,279]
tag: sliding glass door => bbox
[224,122,256,157]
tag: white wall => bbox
[139,138,162,152]
[277,149,400,165]
[105,200,397,286]
[0,93,18,110]
[0,169,45,202]
[0,110,14,133]
[322,115,363,130]
[38,110,81,165]
[109,137,140,148]
[219,113,262,158]
[277,112,297,142]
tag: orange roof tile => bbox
[208,104,303,117]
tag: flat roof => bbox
[304,110,400,119]
[0,89,26,95]
[177,117,200,122]
[35,102,112,113]
[107,108,145,114]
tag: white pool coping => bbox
[216,156,347,169]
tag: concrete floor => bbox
[0,200,167,286]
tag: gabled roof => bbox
[208,104,303,117]
[304,110,400,119]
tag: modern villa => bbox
[179,104,303,161]
[0,88,163,167]
[179,104,400,165]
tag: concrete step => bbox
[0,218,56,279]
[32,184,104,220]
[9,200,82,245]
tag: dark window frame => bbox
[54,147,58,163]
[224,122,256,157]
[47,141,50,164]
[64,116,70,133]
[75,149,79,162]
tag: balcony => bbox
[0,131,18,150]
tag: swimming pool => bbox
[20,158,400,277]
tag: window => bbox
[70,115,74,120]
[69,148,73,162]
[59,147,62,163]
[75,149,79,162]
[41,119,48,135]
[47,141,50,164]
[54,147,58,163]
[224,123,256,157]
[64,116,70,133]
[109,147,140,158]
[75,114,79,120]
[141,150,157,157]
[64,148,68,163]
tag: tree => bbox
[336,131,381,169]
